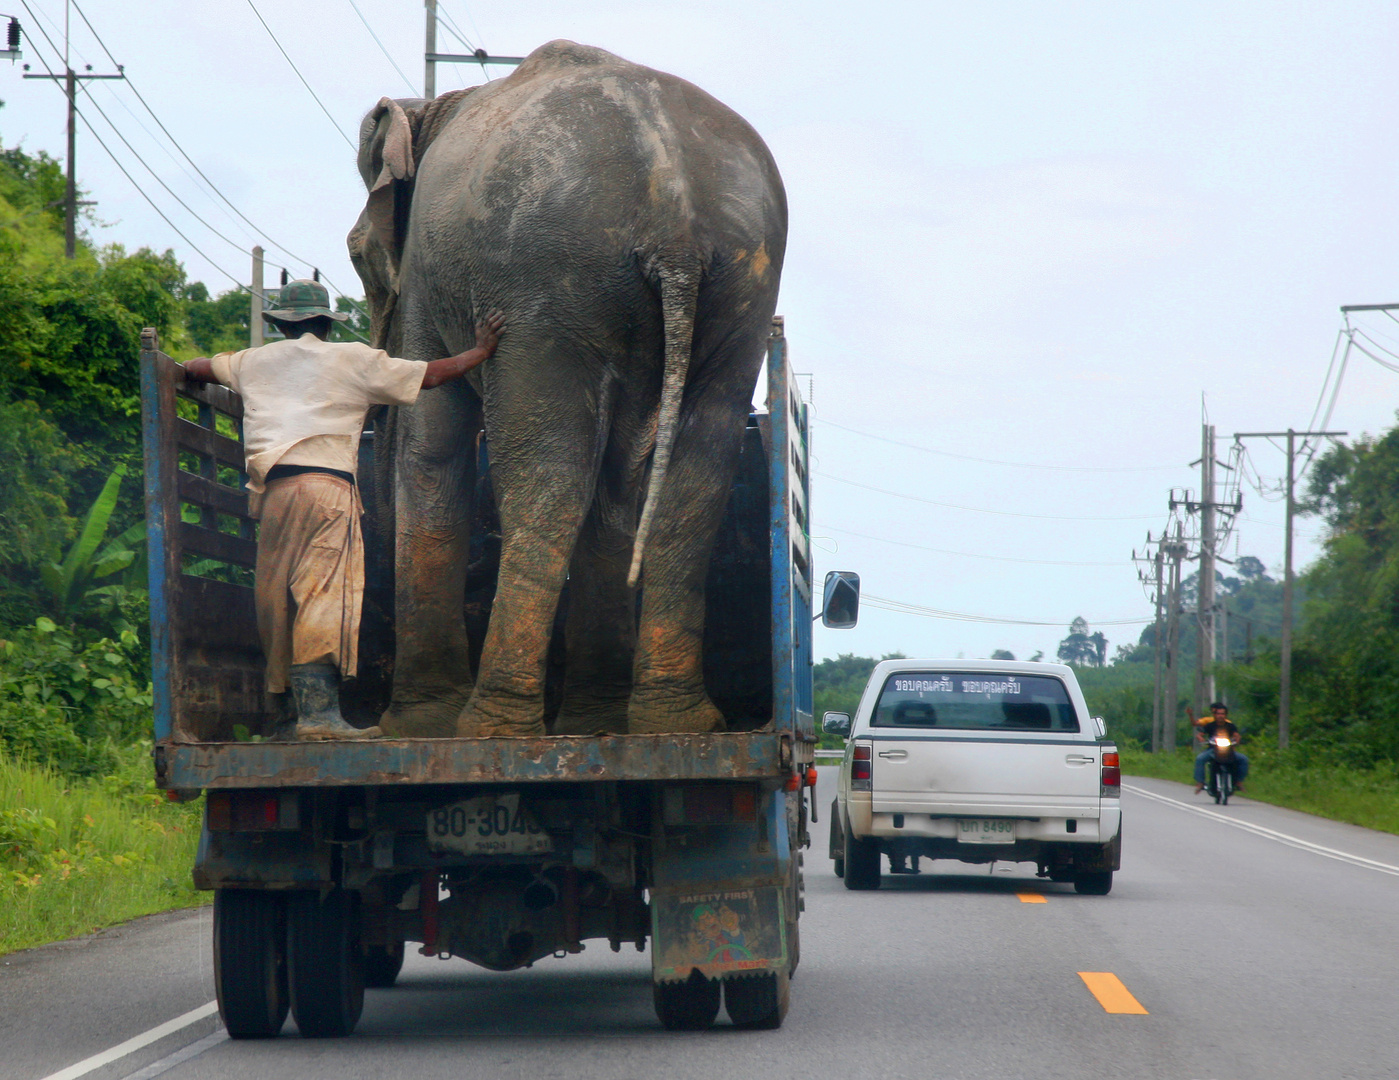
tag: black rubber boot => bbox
[290,663,381,741]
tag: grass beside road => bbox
[1121,745,1399,837]
[0,746,208,956]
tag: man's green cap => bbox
[263,278,348,323]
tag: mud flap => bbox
[650,885,788,984]
[1074,825,1122,873]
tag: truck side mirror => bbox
[1091,716,1106,738]
[822,712,852,737]
[820,570,860,629]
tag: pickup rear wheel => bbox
[213,889,288,1039]
[829,803,845,877]
[287,888,365,1037]
[724,971,790,1029]
[654,971,721,1030]
[843,825,881,890]
[1073,870,1113,895]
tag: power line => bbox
[22,33,246,290]
[67,0,368,310]
[815,470,1161,522]
[244,0,356,153]
[862,593,1150,627]
[824,524,1124,567]
[815,417,1186,473]
[346,0,417,95]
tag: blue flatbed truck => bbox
[139,317,857,1037]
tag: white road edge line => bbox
[118,1029,228,1080]
[38,1001,219,1080]
[1123,783,1399,878]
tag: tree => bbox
[1057,617,1106,667]
[990,649,1015,661]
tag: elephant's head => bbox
[347,89,477,351]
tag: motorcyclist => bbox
[1193,701,1249,794]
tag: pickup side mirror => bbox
[1090,716,1106,738]
[822,711,852,738]
[820,570,860,629]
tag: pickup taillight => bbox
[851,742,872,791]
[1100,751,1120,797]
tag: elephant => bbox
[347,40,787,740]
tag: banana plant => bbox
[39,465,145,614]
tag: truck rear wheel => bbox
[287,888,365,1037]
[363,937,405,989]
[213,889,288,1039]
[654,971,721,1031]
[843,825,881,890]
[725,971,790,1029]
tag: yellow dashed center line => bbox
[1015,892,1047,903]
[1078,972,1148,1014]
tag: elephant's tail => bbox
[628,261,700,589]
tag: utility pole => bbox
[1151,543,1165,752]
[1162,528,1187,753]
[423,0,436,98]
[1234,427,1346,748]
[21,2,123,258]
[1132,533,1167,752]
[1171,428,1239,719]
[424,0,523,98]
[1197,423,1217,713]
[250,246,265,348]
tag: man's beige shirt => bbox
[210,333,427,493]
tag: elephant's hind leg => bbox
[553,454,643,736]
[381,378,479,738]
[627,377,756,736]
[456,350,608,739]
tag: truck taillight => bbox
[661,785,760,825]
[206,791,300,831]
[851,742,872,790]
[1101,750,1120,797]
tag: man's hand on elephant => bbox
[422,311,506,388]
[474,310,505,356]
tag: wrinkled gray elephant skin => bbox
[349,39,786,739]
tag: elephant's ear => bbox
[360,97,416,294]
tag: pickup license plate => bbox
[426,794,554,856]
[957,818,1015,844]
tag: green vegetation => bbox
[814,652,903,746]
[1119,745,1399,837]
[0,746,207,956]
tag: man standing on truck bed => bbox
[185,279,504,740]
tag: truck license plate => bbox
[957,818,1015,844]
[426,794,554,856]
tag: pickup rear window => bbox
[872,673,1080,732]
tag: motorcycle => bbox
[1206,733,1239,805]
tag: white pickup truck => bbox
[825,659,1121,894]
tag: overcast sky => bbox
[5,0,1398,663]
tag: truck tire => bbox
[724,971,790,1029]
[213,889,288,1039]
[654,971,721,1031]
[843,824,881,891]
[363,937,405,989]
[287,888,365,1037]
[1073,871,1113,895]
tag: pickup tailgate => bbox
[868,733,1102,818]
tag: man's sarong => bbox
[254,472,363,694]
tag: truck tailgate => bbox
[868,734,1101,818]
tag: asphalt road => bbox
[5,770,1399,1080]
